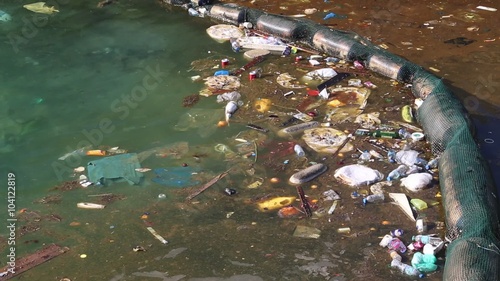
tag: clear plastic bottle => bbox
[425,157,439,170]
[387,149,396,163]
[359,150,371,161]
[398,128,411,139]
[412,235,443,245]
[362,193,384,205]
[391,259,424,278]
[294,144,305,157]
[406,165,421,175]
[369,149,384,159]
[414,157,428,167]
[387,165,408,181]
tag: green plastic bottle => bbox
[371,130,400,139]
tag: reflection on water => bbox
[0,2,446,281]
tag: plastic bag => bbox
[334,164,384,187]
[216,91,241,103]
[395,149,420,166]
[401,173,433,192]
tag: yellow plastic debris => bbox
[23,2,59,14]
[257,196,296,212]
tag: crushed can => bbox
[249,71,257,80]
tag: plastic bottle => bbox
[425,157,439,170]
[391,259,424,278]
[412,235,443,245]
[379,234,393,247]
[369,149,384,159]
[362,193,384,205]
[406,165,421,175]
[414,157,428,167]
[230,38,241,52]
[188,8,199,16]
[387,149,396,163]
[294,144,305,157]
[323,12,336,20]
[398,128,411,139]
[359,150,371,161]
[387,165,408,181]
[372,130,400,139]
[389,250,402,261]
[388,237,407,253]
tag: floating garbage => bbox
[389,193,416,221]
[146,227,168,244]
[225,101,238,123]
[278,121,320,138]
[235,35,288,52]
[401,173,433,192]
[289,163,328,184]
[395,149,422,166]
[152,167,200,188]
[253,98,272,113]
[401,105,415,123]
[301,68,338,84]
[174,108,223,138]
[354,112,381,129]
[257,196,296,212]
[23,2,59,14]
[334,164,384,187]
[77,202,105,209]
[293,225,321,239]
[276,73,307,89]
[204,75,241,91]
[206,24,244,43]
[216,91,241,103]
[302,128,353,153]
[87,153,143,185]
[278,206,302,218]
[411,252,438,273]
[0,10,12,22]
[326,87,371,108]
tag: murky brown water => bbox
[224,0,500,212]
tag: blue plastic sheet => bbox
[152,167,200,188]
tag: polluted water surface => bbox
[0,1,459,281]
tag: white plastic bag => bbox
[334,164,384,187]
[401,173,433,192]
[396,149,420,166]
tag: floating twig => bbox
[186,169,231,200]
[88,193,113,197]
[296,186,313,217]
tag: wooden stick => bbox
[296,186,313,217]
[88,193,113,197]
[186,169,231,200]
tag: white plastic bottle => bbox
[412,235,443,245]
[294,144,305,157]
[387,165,408,181]
[359,150,371,161]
